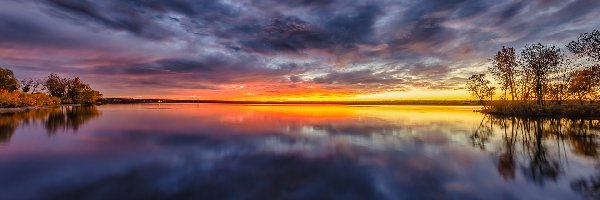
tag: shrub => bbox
[0,90,60,108]
[0,90,21,107]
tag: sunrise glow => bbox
[2,1,596,101]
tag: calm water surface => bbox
[1,104,599,200]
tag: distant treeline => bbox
[467,30,600,118]
[0,67,102,108]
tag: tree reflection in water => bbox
[472,115,600,198]
[0,106,101,143]
[0,109,49,143]
[45,106,101,134]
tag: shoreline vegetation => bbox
[481,101,600,119]
[467,30,600,119]
[0,67,102,109]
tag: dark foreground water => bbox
[1,104,599,200]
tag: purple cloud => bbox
[0,0,598,99]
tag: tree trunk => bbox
[536,78,543,105]
[511,86,515,101]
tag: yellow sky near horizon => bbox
[106,88,473,101]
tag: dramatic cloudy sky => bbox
[0,0,598,100]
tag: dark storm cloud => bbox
[241,4,381,52]
[44,0,241,40]
[0,13,59,44]
[151,56,304,83]
[0,0,599,97]
[0,2,95,48]
[495,1,527,25]
[47,1,138,30]
[240,16,329,52]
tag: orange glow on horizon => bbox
[105,85,473,101]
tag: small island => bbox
[0,67,102,113]
[466,30,600,119]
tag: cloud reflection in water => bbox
[0,104,598,200]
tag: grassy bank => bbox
[0,106,55,114]
[481,101,600,119]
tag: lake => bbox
[1,104,599,200]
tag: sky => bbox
[0,0,599,100]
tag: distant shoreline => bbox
[100,98,481,106]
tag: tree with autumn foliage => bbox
[0,67,102,108]
[568,65,600,104]
[0,67,19,92]
[567,30,600,104]
[45,74,102,105]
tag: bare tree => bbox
[490,47,519,100]
[520,43,563,105]
[546,57,575,104]
[20,78,45,94]
[567,30,600,62]
[517,57,535,103]
[467,74,496,106]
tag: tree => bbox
[568,65,600,104]
[45,73,68,100]
[65,77,102,105]
[591,65,600,103]
[567,30,600,61]
[467,74,496,106]
[546,57,575,105]
[21,78,45,94]
[490,47,519,100]
[520,43,563,105]
[547,82,569,105]
[76,86,102,105]
[0,67,19,92]
[566,30,600,104]
[45,74,101,105]
[517,58,535,103]
[65,77,84,104]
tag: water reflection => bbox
[473,115,600,198]
[1,104,600,200]
[45,106,101,134]
[0,106,100,143]
[572,175,600,199]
